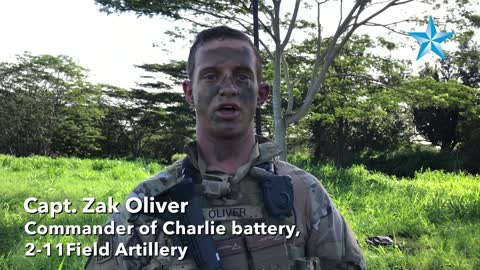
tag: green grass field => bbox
[0,154,479,269]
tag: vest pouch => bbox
[245,235,289,270]
[169,259,197,270]
[294,257,321,270]
[215,237,249,270]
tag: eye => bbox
[203,73,217,81]
[237,73,251,81]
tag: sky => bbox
[0,0,477,89]
[0,0,182,88]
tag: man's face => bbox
[183,39,269,139]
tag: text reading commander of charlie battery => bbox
[86,26,366,270]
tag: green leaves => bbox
[399,77,480,152]
[95,0,250,18]
[97,61,194,161]
[0,53,103,157]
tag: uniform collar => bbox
[183,136,283,180]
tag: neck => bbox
[196,129,256,175]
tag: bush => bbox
[357,145,470,177]
[461,128,480,173]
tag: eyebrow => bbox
[203,46,251,56]
[198,66,254,77]
[235,67,254,75]
[198,67,217,76]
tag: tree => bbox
[0,53,104,156]
[53,84,105,157]
[95,0,418,159]
[135,61,195,161]
[303,35,412,165]
[99,61,194,161]
[417,9,480,88]
[400,78,479,152]
[412,9,480,152]
[455,30,480,88]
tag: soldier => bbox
[86,26,366,270]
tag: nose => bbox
[218,77,239,97]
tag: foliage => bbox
[453,30,480,88]
[402,78,480,152]
[95,0,249,20]
[0,53,194,162]
[54,85,105,157]
[1,154,479,269]
[94,0,419,160]
[100,86,166,159]
[411,4,480,153]
[460,127,480,172]
[0,53,104,157]
[271,35,413,166]
[357,144,473,177]
[98,61,195,162]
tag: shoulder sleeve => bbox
[85,161,182,270]
[276,161,367,270]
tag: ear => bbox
[182,80,194,106]
[257,82,270,106]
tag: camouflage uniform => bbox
[86,137,366,270]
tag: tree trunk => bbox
[441,109,459,153]
[272,46,287,160]
[335,117,345,167]
[276,118,287,161]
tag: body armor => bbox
[85,137,366,270]
[166,157,307,270]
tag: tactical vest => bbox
[165,158,318,270]
[86,140,326,270]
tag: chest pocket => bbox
[168,159,307,270]
[198,173,293,270]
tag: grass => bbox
[0,155,163,270]
[308,164,480,269]
[0,154,479,269]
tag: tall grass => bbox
[0,155,163,270]
[1,154,479,269]
[307,164,480,270]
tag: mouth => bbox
[215,103,240,119]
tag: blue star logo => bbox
[408,16,454,60]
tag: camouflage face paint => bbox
[192,41,259,139]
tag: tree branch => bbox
[188,7,252,27]
[338,0,343,29]
[259,2,274,21]
[365,0,393,8]
[355,0,414,27]
[288,0,415,125]
[272,0,281,45]
[364,22,409,36]
[326,72,388,86]
[307,0,325,96]
[259,38,274,59]
[281,0,301,50]
[307,0,361,93]
[287,1,366,125]
[258,17,276,41]
[187,6,274,57]
[181,15,211,28]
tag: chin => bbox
[214,129,241,138]
[211,126,245,139]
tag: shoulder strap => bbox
[182,157,202,184]
[254,161,277,175]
